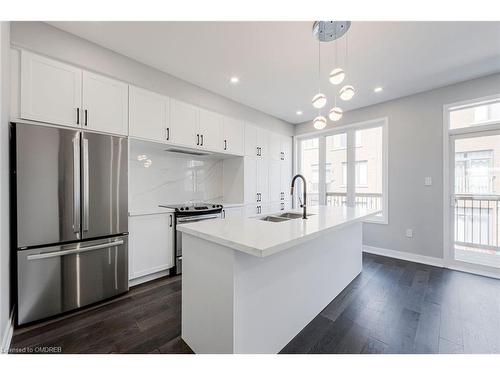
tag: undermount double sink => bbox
[258,212,314,222]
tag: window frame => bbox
[295,117,388,224]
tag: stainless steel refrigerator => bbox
[12,123,129,325]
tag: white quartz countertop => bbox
[177,205,380,257]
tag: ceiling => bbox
[48,21,500,124]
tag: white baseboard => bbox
[363,245,445,268]
[363,245,500,280]
[446,263,500,280]
[129,269,171,287]
[1,307,15,354]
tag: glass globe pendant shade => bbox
[313,116,327,130]
[329,68,345,85]
[312,93,327,109]
[339,85,355,101]
[328,107,343,121]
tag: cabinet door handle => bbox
[224,139,227,150]
[166,128,170,141]
[223,210,226,219]
[197,134,200,146]
[76,108,80,125]
[84,109,88,126]
[169,215,173,227]
[256,146,259,156]
[201,134,204,146]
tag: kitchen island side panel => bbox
[233,222,363,353]
[181,234,236,354]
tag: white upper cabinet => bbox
[280,136,293,161]
[280,161,292,200]
[222,117,244,155]
[82,71,129,135]
[257,128,269,159]
[244,157,258,204]
[257,158,269,203]
[269,160,282,203]
[169,99,198,147]
[129,85,169,143]
[20,50,82,128]
[199,108,223,151]
[245,123,269,158]
[268,132,281,161]
[245,123,258,156]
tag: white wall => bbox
[296,73,500,259]
[10,21,293,136]
[0,21,11,350]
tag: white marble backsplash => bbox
[129,139,223,214]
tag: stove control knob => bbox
[212,205,215,208]
[179,208,184,211]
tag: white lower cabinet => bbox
[129,213,174,282]
[222,206,244,218]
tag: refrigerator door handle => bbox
[83,138,90,232]
[26,240,125,261]
[72,136,81,234]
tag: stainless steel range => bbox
[159,202,223,275]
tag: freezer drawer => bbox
[17,236,129,325]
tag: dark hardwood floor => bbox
[10,253,500,354]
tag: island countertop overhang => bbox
[177,206,380,257]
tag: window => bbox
[341,161,367,186]
[298,137,320,206]
[297,118,388,223]
[356,161,368,186]
[449,98,500,130]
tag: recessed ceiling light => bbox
[296,110,303,115]
[374,87,383,93]
[230,76,239,84]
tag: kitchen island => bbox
[178,205,380,354]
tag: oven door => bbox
[175,213,221,274]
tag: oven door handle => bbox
[177,214,220,223]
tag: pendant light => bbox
[312,93,327,109]
[328,30,343,122]
[339,85,355,101]
[339,29,355,101]
[329,31,345,85]
[310,21,352,129]
[313,115,327,129]
[329,106,343,121]
[329,68,345,85]
[311,39,326,109]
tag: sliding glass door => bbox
[297,118,388,223]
